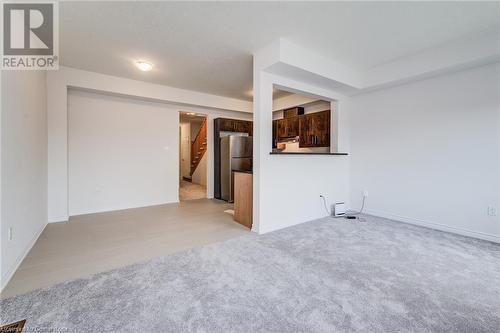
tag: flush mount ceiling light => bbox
[186,112,196,116]
[135,61,153,72]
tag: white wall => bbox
[48,67,251,222]
[350,63,500,242]
[272,93,317,112]
[192,153,207,186]
[1,71,47,290]
[68,90,179,216]
[190,120,202,142]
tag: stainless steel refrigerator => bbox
[220,135,253,202]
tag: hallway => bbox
[179,180,207,201]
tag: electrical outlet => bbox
[363,190,369,197]
[8,227,13,241]
[487,206,497,216]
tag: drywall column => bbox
[252,68,274,234]
[252,52,351,234]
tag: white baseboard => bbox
[257,213,329,235]
[1,222,47,292]
[365,209,500,244]
[48,215,69,223]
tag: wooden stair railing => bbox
[190,118,207,175]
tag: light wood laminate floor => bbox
[179,180,207,201]
[1,199,251,299]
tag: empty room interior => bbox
[1,1,499,332]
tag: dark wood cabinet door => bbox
[286,116,300,137]
[283,107,304,118]
[234,121,246,133]
[299,110,330,148]
[219,119,234,131]
[313,110,330,147]
[299,115,314,147]
[272,120,277,148]
[276,119,286,139]
[276,116,299,140]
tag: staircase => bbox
[190,118,207,176]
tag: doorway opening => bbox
[179,112,208,201]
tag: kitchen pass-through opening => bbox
[272,87,337,154]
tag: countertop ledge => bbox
[269,152,348,156]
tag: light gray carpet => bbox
[1,215,499,332]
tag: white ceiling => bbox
[60,2,500,101]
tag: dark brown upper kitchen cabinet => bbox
[234,120,252,134]
[299,110,330,148]
[283,107,304,118]
[275,116,299,140]
[272,109,331,149]
[217,118,252,135]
